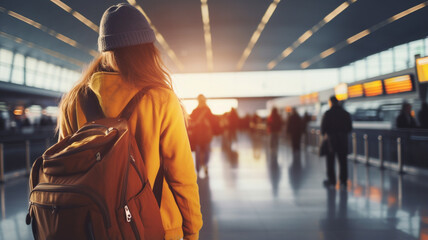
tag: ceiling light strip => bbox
[389,2,426,22]
[346,29,370,44]
[267,0,357,70]
[7,10,43,29]
[300,1,428,69]
[50,0,72,13]
[201,0,213,71]
[1,7,98,57]
[0,31,85,67]
[50,0,99,32]
[127,0,184,71]
[237,0,281,71]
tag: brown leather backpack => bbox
[26,89,165,240]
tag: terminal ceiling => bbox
[0,0,427,73]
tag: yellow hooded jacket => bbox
[58,72,203,240]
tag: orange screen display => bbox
[310,92,319,103]
[300,92,319,104]
[335,83,348,101]
[384,75,413,94]
[416,57,428,83]
[348,84,363,98]
[363,80,383,97]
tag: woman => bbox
[57,4,202,240]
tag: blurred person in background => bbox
[267,107,282,150]
[396,102,417,128]
[286,108,303,151]
[302,112,312,144]
[40,110,54,127]
[227,108,240,150]
[321,96,352,188]
[302,112,311,132]
[418,101,428,129]
[190,94,215,178]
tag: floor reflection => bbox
[267,144,281,198]
[288,151,303,195]
[198,177,217,240]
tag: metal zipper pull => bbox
[106,127,114,134]
[51,205,58,214]
[130,155,135,162]
[124,205,132,222]
[26,202,32,225]
[96,152,101,161]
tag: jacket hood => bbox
[88,72,139,118]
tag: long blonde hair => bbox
[57,43,172,132]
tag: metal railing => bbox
[0,133,54,183]
[308,126,428,175]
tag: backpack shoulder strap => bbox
[29,156,43,191]
[79,87,148,121]
[79,88,105,122]
[119,88,150,119]
[153,151,164,208]
[118,87,164,207]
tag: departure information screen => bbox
[384,75,413,94]
[416,56,428,83]
[335,83,348,101]
[363,80,383,97]
[348,84,363,98]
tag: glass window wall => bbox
[425,38,428,56]
[340,64,354,83]
[354,59,366,81]
[11,53,25,84]
[0,47,80,92]
[25,57,37,87]
[393,44,409,71]
[35,61,47,88]
[339,36,428,86]
[366,54,380,78]
[408,39,424,66]
[44,63,55,89]
[380,49,394,75]
[0,48,13,82]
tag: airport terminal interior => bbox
[1,0,428,239]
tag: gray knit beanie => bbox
[98,3,155,52]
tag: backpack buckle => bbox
[106,127,114,135]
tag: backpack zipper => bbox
[119,155,145,240]
[123,204,140,240]
[129,155,144,187]
[44,139,112,160]
[31,183,111,229]
[75,124,108,133]
[29,202,84,214]
[45,125,116,160]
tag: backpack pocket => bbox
[116,183,164,240]
[115,157,164,240]
[116,196,143,240]
[29,203,108,240]
[28,183,111,240]
[131,182,165,240]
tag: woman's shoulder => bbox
[142,87,179,106]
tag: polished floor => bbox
[1,132,428,239]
